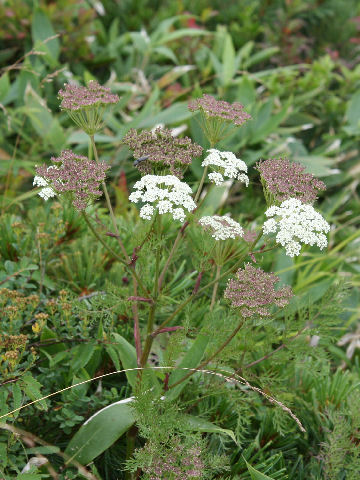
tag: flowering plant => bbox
[28,84,333,478]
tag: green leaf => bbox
[221,34,236,86]
[24,85,65,150]
[11,383,22,418]
[112,333,138,387]
[70,344,96,373]
[182,414,237,444]
[20,374,47,411]
[166,334,209,401]
[246,460,276,479]
[25,446,60,455]
[0,442,7,468]
[345,89,360,128]
[17,475,47,480]
[65,398,135,464]
[244,47,280,69]
[156,28,210,45]
[32,8,60,64]
[138,102,193,128]
[0,72,10,102]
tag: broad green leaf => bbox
[40,326,66,355]
[236,75,256,106]
[112,333,138,387]
[24,85,65,150]
[138,102,193,128]
[166,334,209,401]
[65,398,135,464]
[246,460,276,479]
[157,65,195,89]
[70,344,96,373]
[0,443,7,468]
[153,46,179,64]
[221,34,236,86]
[156,28,210,45]
[25,446,60,455]
[11,383,22,418]
[17,475,47,480]
[32,8,60,64]
[244,47,280,69]
[0,72,10,102]
[345,89,360,128]
[182,414,237,444]
[201,185,228,213]
[20,374,47,411]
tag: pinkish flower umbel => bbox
[58,81,119,134]
[58,80,119,111]
[188,94,251,126]
[123,127,203,178]
[256,157,326,205]
[224,263,293,317]
[35,150,109,210]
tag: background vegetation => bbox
[0,0,359,478]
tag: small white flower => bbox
[38,187,56,201]
[202,149,249,186]
[129,175,196,221]
[199,215,244,241]
[33,176,56,201]
[208,172,224,186]
[263,197,330,257]
[139,204,154,220]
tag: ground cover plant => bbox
[0,2,360,479]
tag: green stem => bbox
[210,264,221,311]
[168,318,244,390]
[90,135,129,261]
[140,214,162,368]
[125,425,138,480]
[194,165,208,204]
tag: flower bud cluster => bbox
[202,149,249,186]
[224,263,293,317]
[58,80,119,111]
[35,150,109,210]
[256,157,326,204]
[123,127,203,178]
[129,175,196,222]
[263,197,330,257]
[199,215,244,240]
[189,94,251,126]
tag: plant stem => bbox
[194,165,208,204]
[90,135,129,261]
[140,214,161,368]
[210,264,221,311]
[168,318,244,390]
[125,425,138,480]
[157,220,189,292]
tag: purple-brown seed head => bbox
[256,157,326,204]
[123,127,203,178]
[58,80,119,111]
[224,263,293,317]
[36,150,109,210]
[188,94,251,126]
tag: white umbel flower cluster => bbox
[33,175,56,201]
[199,215,244,241]
[202,149,249,186]
[129,174,196,222]
[263,197,330,257]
